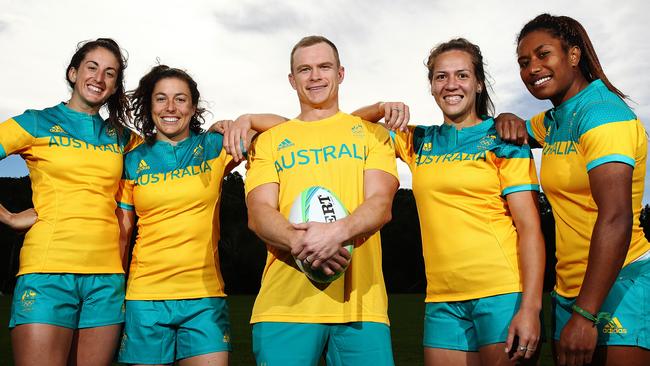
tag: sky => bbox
[1,0,649,199]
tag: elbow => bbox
[380,208,393,227]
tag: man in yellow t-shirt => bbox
[245,36,399,366]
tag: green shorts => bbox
[423,292,523,351]
[9,273,125,329]
[118,297,231,364]
[552,258,649,349]
[252,322,394,366]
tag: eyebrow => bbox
[435,69,470,74]
[84,60,117,72]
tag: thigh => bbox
[252,322,328,366]
[423,301,477,351]
[77,274,125,328]
[473,293,521,348]
[593,345,650,366]
[176,298,232,361]
[10,274,80,329]
[11,323,73,366]
[424,347,480,366]
[118,300,176,365]
[596,262,649,349]
[68,324,121,366]
[179,351,228,366]
[326,322,394,366]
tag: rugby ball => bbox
[288,186,353,283]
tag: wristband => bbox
[571,304,611,326]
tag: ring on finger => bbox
[518,345,527,351]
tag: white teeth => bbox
[162,117,179,122]
[88,85,102,93]
[444,95,462,104]
[534,76,551,86]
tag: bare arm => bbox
[505,190,545,360]
[0,203,37,232]
[351,102,409,130]
[214,114,287,162]
[246,182,303,252]
[558,162,633,365]
[116,207,135,272]
[294,169,399,268]
[494,113,532,146]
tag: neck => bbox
[67,95,102,115]
[552,72,590,107]
[297,100,340,121]
[156,131,190,145]
[443,112,482,130]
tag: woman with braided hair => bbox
[496,13,650,366]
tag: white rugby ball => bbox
[288,186,353,283]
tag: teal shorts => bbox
[252,322,394,366]
[552,258,649,349]
[423,292,523,351]
[9,273,125,329]
[118,297,231,364]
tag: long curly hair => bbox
[129,65,206,143]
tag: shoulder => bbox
[574,84,636,133]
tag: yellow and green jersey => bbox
[117,131,232,300]
[526,79,650,298]
[392,118,539,302]
[245,111,398,325]
[0,103,137,275]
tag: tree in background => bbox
[0,175,648,294]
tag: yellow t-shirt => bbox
[117,131,232,300]
[0,103,137,275]
[245,111,398,324]
[527,79,650,297]
[393,118,539,302]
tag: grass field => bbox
[0,294,555,365]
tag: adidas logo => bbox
[602,317,627,334]
[136,159,150,174]
[193,144,204,157]
[49,125,66,133]
[278,138,295,150]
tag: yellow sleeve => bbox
[579,120,641,171]
[245,131,279,196]
[390,126,418,166]
[527,112,547,147]
[364,122,398,178]
[0,117,36,159]
[116,178,135,211]
[496,155,540,196]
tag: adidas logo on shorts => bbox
[602,317,627,334]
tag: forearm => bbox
[517,226,545,312]
[116,208,135,271]
[0,203,11,225]
[351,102,384,123]
[245,113,289,132]
[575,214,631,313]
[247,203,298,252]
[337,191,394,243]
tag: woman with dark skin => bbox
[496,14,650,366]
[0,38,134,366]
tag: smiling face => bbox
[517,30,583,106]
[289,42,344,110]
[67,47,119,113]
[430,50,482,126]
[151,77,196,143]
